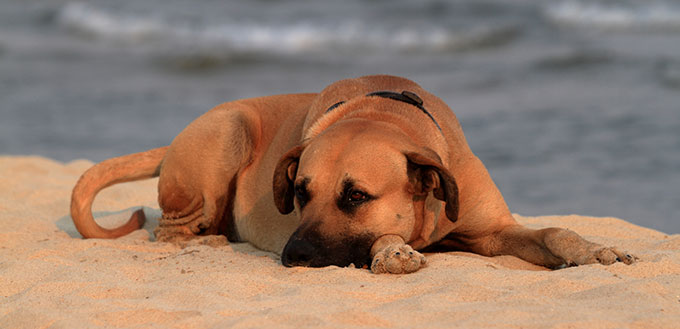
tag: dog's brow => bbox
[342,177,353,188]
[340,178,357,193]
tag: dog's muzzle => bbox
[281,223,376,269]
[281,235,317,267]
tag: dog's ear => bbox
[404,150,458,222]
[273,145,305,214]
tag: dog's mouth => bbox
[281,226,374,269]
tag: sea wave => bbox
[545,1,680,30]
[56,2,518,55]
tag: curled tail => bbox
[70,146,168,238]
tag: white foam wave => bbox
[546,1,680,30]
[56,2,516,54]
[57,2,167,42]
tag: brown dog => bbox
[71,75,636,273]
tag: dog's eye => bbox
[295,186,306,198]
[295,185,309,208]
[337,180,374,214]
[348,190,368,203]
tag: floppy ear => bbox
[404,151,459,222]
[273,145,305,214]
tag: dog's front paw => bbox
[371,244,426,274]
[555,245,638,268]
[579,247,638,266]
[543,228,638,268]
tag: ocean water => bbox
[1,0,679,233]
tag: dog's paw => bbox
[179,235,228,248]
[543,228,638,268]
[155,231,228,248]
[371,244,426,274]
[581,247,638,266]
[555,246,638,269]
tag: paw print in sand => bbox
[371,244,427,274]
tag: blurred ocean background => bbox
[1,0,678,233]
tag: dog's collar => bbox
[325,90,442,132]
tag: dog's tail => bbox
[70,146,168,239]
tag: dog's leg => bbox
[370,235,427,274]
[470,225,637,269]
[153,178,232,247]
[154,108,257,247]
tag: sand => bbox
[1,155,679,328]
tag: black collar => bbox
[325,90,442,132]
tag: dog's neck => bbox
[364,91,442,132]
[323,91,442,132]
[303,91,443,143]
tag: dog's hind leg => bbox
[153,105,259,247]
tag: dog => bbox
[71,75,636,273]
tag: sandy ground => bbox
[1,156,679,328]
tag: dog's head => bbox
[273,121,458,268]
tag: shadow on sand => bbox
[55,206,280,261]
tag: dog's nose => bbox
[281,238,316,267]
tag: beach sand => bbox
[1,156,679,328]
